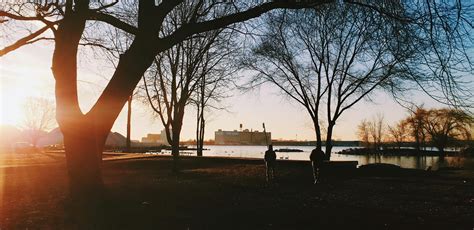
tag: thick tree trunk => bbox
[170,115,184,173]
[61,122,106,227]
[53,25,156,202]
[63,128,104,198]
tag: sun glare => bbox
[0,94,26,127]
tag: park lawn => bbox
[0,155,473,229]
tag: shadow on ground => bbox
[0,156,473,229]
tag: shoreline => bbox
[338,147,471,157]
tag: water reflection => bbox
[157,145,473,170]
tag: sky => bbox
[0,38,449,142]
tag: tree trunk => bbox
[313,118,323,149]
[126,95,132,152]
[196,103,205,157]
[171,131,180,173]
[438,147,446,161]
[49,4,162,226]
[63,129,104,198]
[53,35,156,199]
[325,122,335,160]
[170,115,184,173]
[414,130,421,152]
[62,123,106,227]
[196,103,203,157]
[197,116,205,156]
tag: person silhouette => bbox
[264,144,277,182]
[310,147,325,184]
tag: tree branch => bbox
[86,11,139,35]
[0,25,49,57]
[159,1,331,50]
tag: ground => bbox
[0,152,473,229]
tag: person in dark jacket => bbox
[310,147,325,184]
[264,144,277,182]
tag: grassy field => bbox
[0,153,473,229]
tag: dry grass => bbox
[0,155,473,229]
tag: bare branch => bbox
[0,25,49,57]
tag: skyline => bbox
[1,39,450,142]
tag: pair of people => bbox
[264,145,326,184]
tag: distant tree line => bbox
[357,107,473,155]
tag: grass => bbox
[0,154,473,229]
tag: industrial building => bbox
[215,129,271,145]
[141,130,169,145]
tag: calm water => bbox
[157,145,474,170]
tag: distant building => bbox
[141,134,161,143]
[215,129,271,145]
[141,130,169,145]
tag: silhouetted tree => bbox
[193,41,236,157]
[369,114,385,150]
[424,108,473,156]
[388,120,408,149]
[243,2,473,159]
[404,106,429,152]
[243,5,411,159]
[143,5,236,171]
[358,114,385,150]
[22,97,56,148]
[357,119,370,148]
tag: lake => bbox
[156,145,474,170]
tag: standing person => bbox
[264,144,277,182]
[310,147,325,184]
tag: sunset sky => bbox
[0,40,446,142]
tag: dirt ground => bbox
[0,154,473,229]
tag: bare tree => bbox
[243,2,473,159]
[357,119,370,148]
[194,68,233,156]
[194,39,236,157]
[358,114,385,150]
[243,5,410,159]
[404,106,429,152]
[143,4,236,171]
[22,97,56,148]
[368,114,385,150]
[424,108,473,156]
[388,120,408,149]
